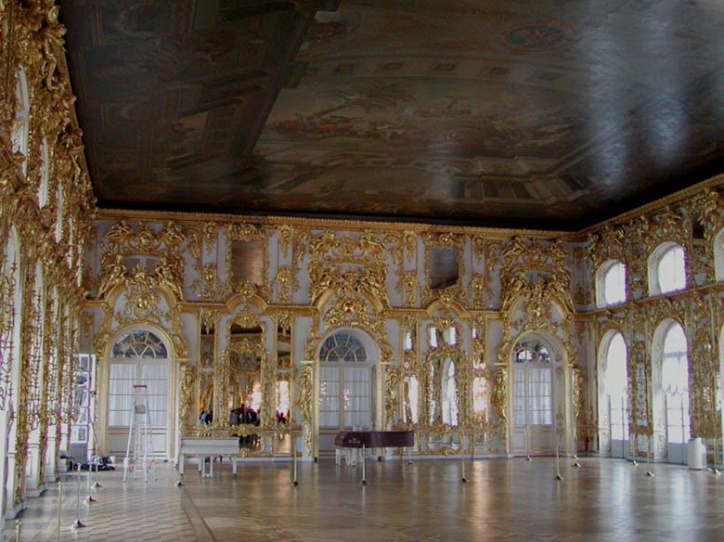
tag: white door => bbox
[317,332,373,453]
[105,330,171,460]
[511,342,554,456]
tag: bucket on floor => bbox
[687,437,706,470]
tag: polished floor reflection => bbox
[9,456,724,541]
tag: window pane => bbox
[605,333,628,395]
[604,262,626,305]
[658,246,685,293]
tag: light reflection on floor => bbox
[8,457,724,541]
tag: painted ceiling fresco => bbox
[60,0,724,230]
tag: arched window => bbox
[599,333,628,457]
[661,323,690,447]
[0,230,21,412]
[11,67,30,176]
[55,185,64,241]
[714,228,724,282]
[112,330,168,358]
[649,243,686,295]
[318,332,371,429]
[39,137,50,208]
[107,330,170,458]
[596,260,626,307]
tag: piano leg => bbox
[361,444,366,485]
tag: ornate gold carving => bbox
[277,224,293,257]
[155,255,184,301]
[470,273,489,307]
[201,221,219,247]
[297,363,314,454]
[572,365,584,426]
[491,366,508,448]
[179,363,195,433]
[275,266,297,303]
[118,265,164,322]
[0,260,17,411]
[191,263,224,301]
[199,308,217,334]
[397,270,417,307]
[98,221,190,303]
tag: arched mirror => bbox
[222,319,267,451]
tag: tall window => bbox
[603,333,629,444]
[108,330,170,430]
[318,332,370,429]
[714,228,724,282]
[661,323,690,445]
[513,341,552,427]
[650,243,686,295]
[597,260,626,307]
[39,137,50,208]
[11,67,29,176]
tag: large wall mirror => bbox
[425,234,464,297]
[217,316,268,452]
[274,320,294,454]
[226,223,268,296]
[419,321,467,453]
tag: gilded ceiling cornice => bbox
[574,173,724,239]
[95,208,568,239]
[94,171,723,239]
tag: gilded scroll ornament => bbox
[275,266,297,303]
[277,224,293,257]
[159,220,185,247]
[297,363,314,455]
[397,270,417,307]
[491,366,508,447]
[179,363,195,434]
[0,266,16,410]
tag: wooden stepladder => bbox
[123,384,155,482]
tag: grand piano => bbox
[334,430,415,483]
[334,430,414,449]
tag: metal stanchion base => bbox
[84,496,97,505]
[631,460,639,466]
[645,470,655,477]
[711,468,722,476]
[461,477,468,483]
[292,480,299,486]
[71,520,86,529]
[554,473,564,481]
[93,482,103,489]
[176,479,183,487]
[525,456,532,461]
